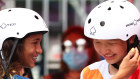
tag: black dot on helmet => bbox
[88,18,91,24]
[34,15,39,20]
[17,32,19,35]
[123,0,126,2]
[111,1,114,3]
[98,6,101,8]
[108,7,111,10]
[8,10,11,12]
[126,34,128,37]
[120,5,124,9]
[100,21,105,26]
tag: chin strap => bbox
[0,39,19,79]
[112,64,119,69]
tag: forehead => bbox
[25,33,43,40]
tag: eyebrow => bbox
[33,38,42,41]
[94,39,119,42]
[109,39,119,41]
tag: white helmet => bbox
[84,0,140,41]
[0,8,48,50]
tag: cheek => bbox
[22,46,34,60]
[24,44,35,53]
[113,43,127,56]
[93,44,101,54]
[117,46,127,55]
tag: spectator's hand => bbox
[111,47,140,79]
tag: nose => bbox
[36,44,43,54]
[99,44,111,53]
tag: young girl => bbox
[0,8,48,78]
[81,0,140,79]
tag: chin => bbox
[106,59,117,64]
[26,64,35,68]
[30,64,35,68]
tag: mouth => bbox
[104,54,116,60]
[32,56,37,63]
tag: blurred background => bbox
[0,0,140,79]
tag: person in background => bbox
[43,26,101,79]
[0,8,48,79]
[80,0,140,79]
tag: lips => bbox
[32,56,37,63]
[104,54,116,60]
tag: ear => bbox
[129,35,136,44]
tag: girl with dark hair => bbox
[0,8,48,79]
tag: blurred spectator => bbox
[43,26,101,79]
[0,0,5,10]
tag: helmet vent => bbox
[126,34,128,37]
[17,32,19,35]
[98,6,101,8]
[120,5,124,9]
[8,10,11,12]
[111,1,114,3]
[108,7,111,10]
[100,21,105,26]
[88,18,91,24]
[34,15,39,20]
[123,0,127,2]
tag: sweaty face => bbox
[20,34,43,68]
[93,39,127,65]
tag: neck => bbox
[66,70,80,79]
[109,64,118,75]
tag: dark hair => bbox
[60,26,101,73]
[127,35,140,53]
[0,31,45,78]
[0,37,24,77]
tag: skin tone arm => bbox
[111,47,140,79]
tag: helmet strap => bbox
[0,38,19,78]
[127,39,130,53]
[111,64,119,69]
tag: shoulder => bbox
[80,60,108,79]
[82,60,107,71]
[88,60,108,70]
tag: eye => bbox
[63,40,72,53]
[108,42,116,45]
[33,41,38,44]
[64,46,71,53]
[95,41,101,44]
